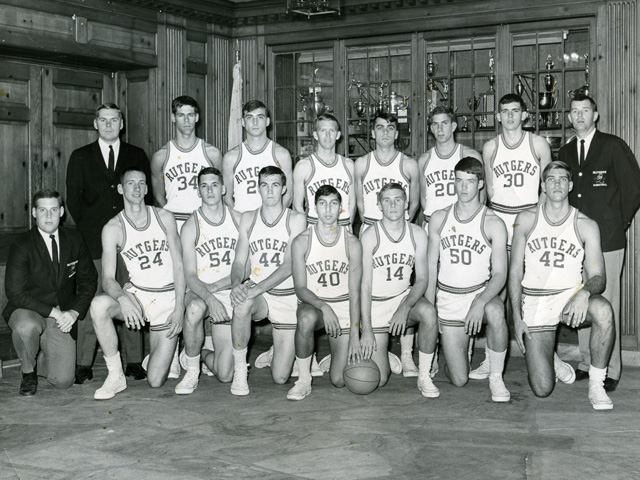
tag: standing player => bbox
[292,113,355,227]
[228,166,306,396]
[151,95,222,228]
[90,167,186,399]
[509,161,615,410]
[427,157,511,402]
[360,183,440,397]
[472,93,552,379]
[176,167,242,394]
[287,185,362,400]
[223,100,293,212]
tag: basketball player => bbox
[360,183,440,397]
[151,95,222,228]
[222,100,293,212]
[471,93,552,380]
[228,166,306,396]
[426,157,510,402]
[287,185,362,401]
[91,167,186,399]
[292,114,355,227]
[175,167,242,394]
[510,161,614,410]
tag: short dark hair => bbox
[243,100,270,119]
[315,113,340,132]
[198,167,223,186]
[258,165,286,185]
[377,182,407,203]
[373,112,399,130]
[172,96,199,115]
[542,161,573,182]
[95,103,122,119]
[454,157,484,182]
[570,93,598,112]
[315,185,342,206]
[498,93,527,111]
[33,190,62,207]
[120,166,147,184]
[428,106,456,124]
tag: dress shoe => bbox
[574,369,589,381]
[125,363,146,380]
[74,365,94,385]
[20,372,38,396]
[603,378,619,392]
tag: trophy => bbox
[538,55,557,127]
[480,50,496,128]
[568,54,590,99]
[389,91,408,115]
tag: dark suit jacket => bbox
[558,130,640,252]
[3,227,98,340]
[66,140,152,259]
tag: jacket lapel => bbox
[585,130,603,166]
[32,228,59,289]
[91,141,113,181]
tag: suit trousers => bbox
[9,309,75,388]
[578,248,623,379]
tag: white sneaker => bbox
[94,373,127,400]
[418,374,440,398]
[175,369,199,395]
[255,346,274,369]
[291,353,324,378]
[230,363,249,396]
[287,380,312,401]
[318,354,331,373]
[168,348,181,379]
[589,379,613,410]
[401,353,419,378]
[554,354,576,384]
[489,374,510,402]
[469,358,490,380]
[388,352,402,375]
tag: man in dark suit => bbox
[558,93,640,391]
[4,190,97,395]
[66,103,152,383]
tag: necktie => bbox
[579,139,585,166]
[50,234,59,278]
[108,145,115,175]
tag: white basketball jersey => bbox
[422,144,462,222]
[163,139,212,223]
[247,208,295,295]
[523,205,584,294]
[194,207,239,284]
[371,221,416,300]
[488,132,541,216]
[118,206,174,290]
[304,154,353,226]
[232,140,281,213]
[304,225,350,302]
[437,204,492,295]
[361,151,410,225]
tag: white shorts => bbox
[186,288,233,325]
[521,287,580,333]
[436,286,486,328]
[492,210,516,249]
[371,290,410,334]
[264,291,298,330]
[324,300,352,330]
[126,284,175,331]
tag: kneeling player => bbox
[287,185,362,400]
[427,157,511,402]
[91,168,186,399]
[510,161,614,410]
[360,183,439,396]
[177,167,242,394]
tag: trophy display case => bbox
[346,43,412,159]
[425,36,496,152]
[273,49,334,161]
[512,28,590,152]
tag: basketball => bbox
[343,359,381,395]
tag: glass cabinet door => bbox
[273,50,334,162]
[346,43,412,159]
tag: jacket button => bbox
[113,206,117,209]
[577,194,582,198]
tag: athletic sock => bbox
[233,347,248,367]
[185,353,201,371]
[296,355,312,384]
[105,352,124,376]
[487,347,507,376]
[400,333,415,356]
[418,351,434,377]
[588,365,607,383]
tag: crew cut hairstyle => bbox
[198,167,224,186]
[377,182,407,203]
[95,103,122,119]
[33,189,63,207]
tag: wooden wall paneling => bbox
[118,69,155,158]
[238,38,259,103]
[162,25,186,143]
[210,35,231,152]
[412,33,424,158]
[256,33,267,105]
[333,40,347,157]
[186,35,209,142]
